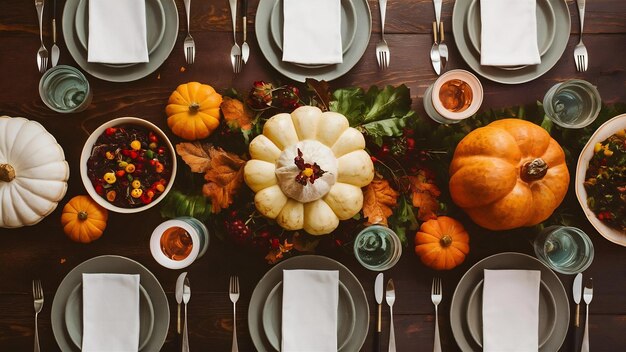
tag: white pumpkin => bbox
[0,116,70,228]
[244,106,374,235]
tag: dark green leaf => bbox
[359,116,409,146]
[329,87,365,124]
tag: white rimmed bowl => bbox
[80,117,176,213]
[575,113,626,247]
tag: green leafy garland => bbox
[160,78,626,263]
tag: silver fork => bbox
[574,0,588,72]
[33,280,43,352]
[581,278,593,352]
[229,276,240,352]
[431,277,442,352]
[35,0,48,73]
[183,0,195,65]
[375,0,390,70]
[229,0,242,73]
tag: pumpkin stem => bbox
[521,158,548,182]
[440,235,453,247]
[0,163,16,182]
[188,102,200,115]
[78,211,88,221]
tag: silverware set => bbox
[375,0,390,70]
[373,275,397,351]
[35,0,48,73]
[183,0,195,65]
[430,0,447,75]
[32,279,43,352]
[229,0,243,73]
[573,273,593,352]
[229,275,240,352]
[574,0,589,72]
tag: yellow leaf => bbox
[362,178,399,225]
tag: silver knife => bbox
[430,21,441,75]
[176,272,188,334]
[182,277,191,352]
[241,0,249,63]
[374,273,384,352]
[573,273,582,327]
[51,0,59,67]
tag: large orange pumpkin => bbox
[449,119,569,230]
[61,195,108,243]
[414,216,470,270]
[166,82,222,140]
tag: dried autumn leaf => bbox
[202,147,246,213]
[362,178,400,225]
[221,96,254,131]
[407,170,441,221]
[176,142,212,173]
[306,78,331,111]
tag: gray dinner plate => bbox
[64,283,155,350]
[62,0,178,82]
[248,255,369,351]
[262,281,356,351]
[255,0,371,82]
[269,0,358,66]
[450,252,569,352]
[466,279,557,348]
[51,255,169,352]
[452,0,570,84]
[74,0,166,68]
[466,0,556,57]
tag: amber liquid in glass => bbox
[439,79,473,112]
[160,226,193,261]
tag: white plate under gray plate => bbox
[465,279,557,348]
[255,0,371,82]
[62,0,178,82]
[465,0,556,71]
[575,113,626,247]
[262,281,356,351]
[269,0,357,68]
[450,252,569,352]
[64,283,155,351]
[248,255,369,351]
[51,255,170,352]
[74,0,166,68]
[452,0,570,84]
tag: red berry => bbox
[121,149,130,156]
[157,147,165,155]
[130,151,138,159]
[105,127,117,136]
[406,138,415,150]
[270,238,280,249]
[95,184,104,195]
[149,133,158,143]
[370,156,378,163]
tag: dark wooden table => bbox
[1,0,625,351]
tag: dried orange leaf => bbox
[362,178,400,225]
[221,96,254,131]
[175,142,212,173]
[202,147,246,213]
[407,170,441,221]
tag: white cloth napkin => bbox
[282,0,343,65]
[281,269,339,352]
[82,273,140,352]
[480,0,541,66]
[87,0,149,64]
[482,269,541,352]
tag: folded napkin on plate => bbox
[87,0,149,64]
[82,273,140,352]
[282,0,343,65]
[483,269,541,352]
[480,0,541,66]
[282,269,339,352]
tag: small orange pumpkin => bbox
[166,82,222,140]
[414,216,470,270]
[61,195,108,243]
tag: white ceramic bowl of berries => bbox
[80,117,177,213]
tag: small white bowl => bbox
[80,117,177,213]
[575,113,626,247]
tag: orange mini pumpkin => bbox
[166,82,222,140]
[449,119,569,230]
[61,195,108,243]
[414,216,470,270]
